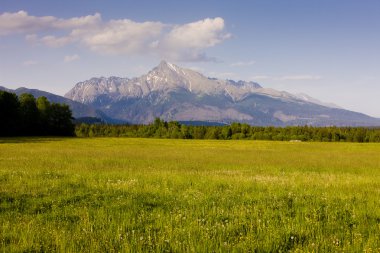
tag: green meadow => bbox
[1,138,380,252]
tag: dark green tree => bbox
[0,91,20,136]
[19,93,40,135]
[47,103,75,136]
[36,96,51,135]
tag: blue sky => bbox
[1,0,380,116]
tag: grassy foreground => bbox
[1,138,380,252]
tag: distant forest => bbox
[76,118,380,143]
[0,91,74,136]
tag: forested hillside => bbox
[0,91,74,136]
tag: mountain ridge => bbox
[64,61,380,126]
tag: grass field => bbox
[1,138,380,252]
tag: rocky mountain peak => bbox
[148,60,178,74]
[158,60,169,67]
[157,60,175,69]
[147,60,192,80]
[143,61,201,93]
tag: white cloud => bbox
[0,11,55,35]
[53,13,101,29]
[163,17,229,49]
[64,54,80,63]
[0,11,230,62]
[40,35,74,48]
[76,19,165,55]
[159,17,231,61]
[230,60,255,67]
[0,11,100,36]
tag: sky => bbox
[1,0,380,117]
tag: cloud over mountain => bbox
[0,11,230,61]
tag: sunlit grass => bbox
[1,138,380,252]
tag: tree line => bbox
[76,118,380,142]
[2,90,379,142]
[0,91,75,136]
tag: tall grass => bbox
[1,138,380,252]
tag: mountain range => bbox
[64,61,380,126]
[2,61,380,126]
